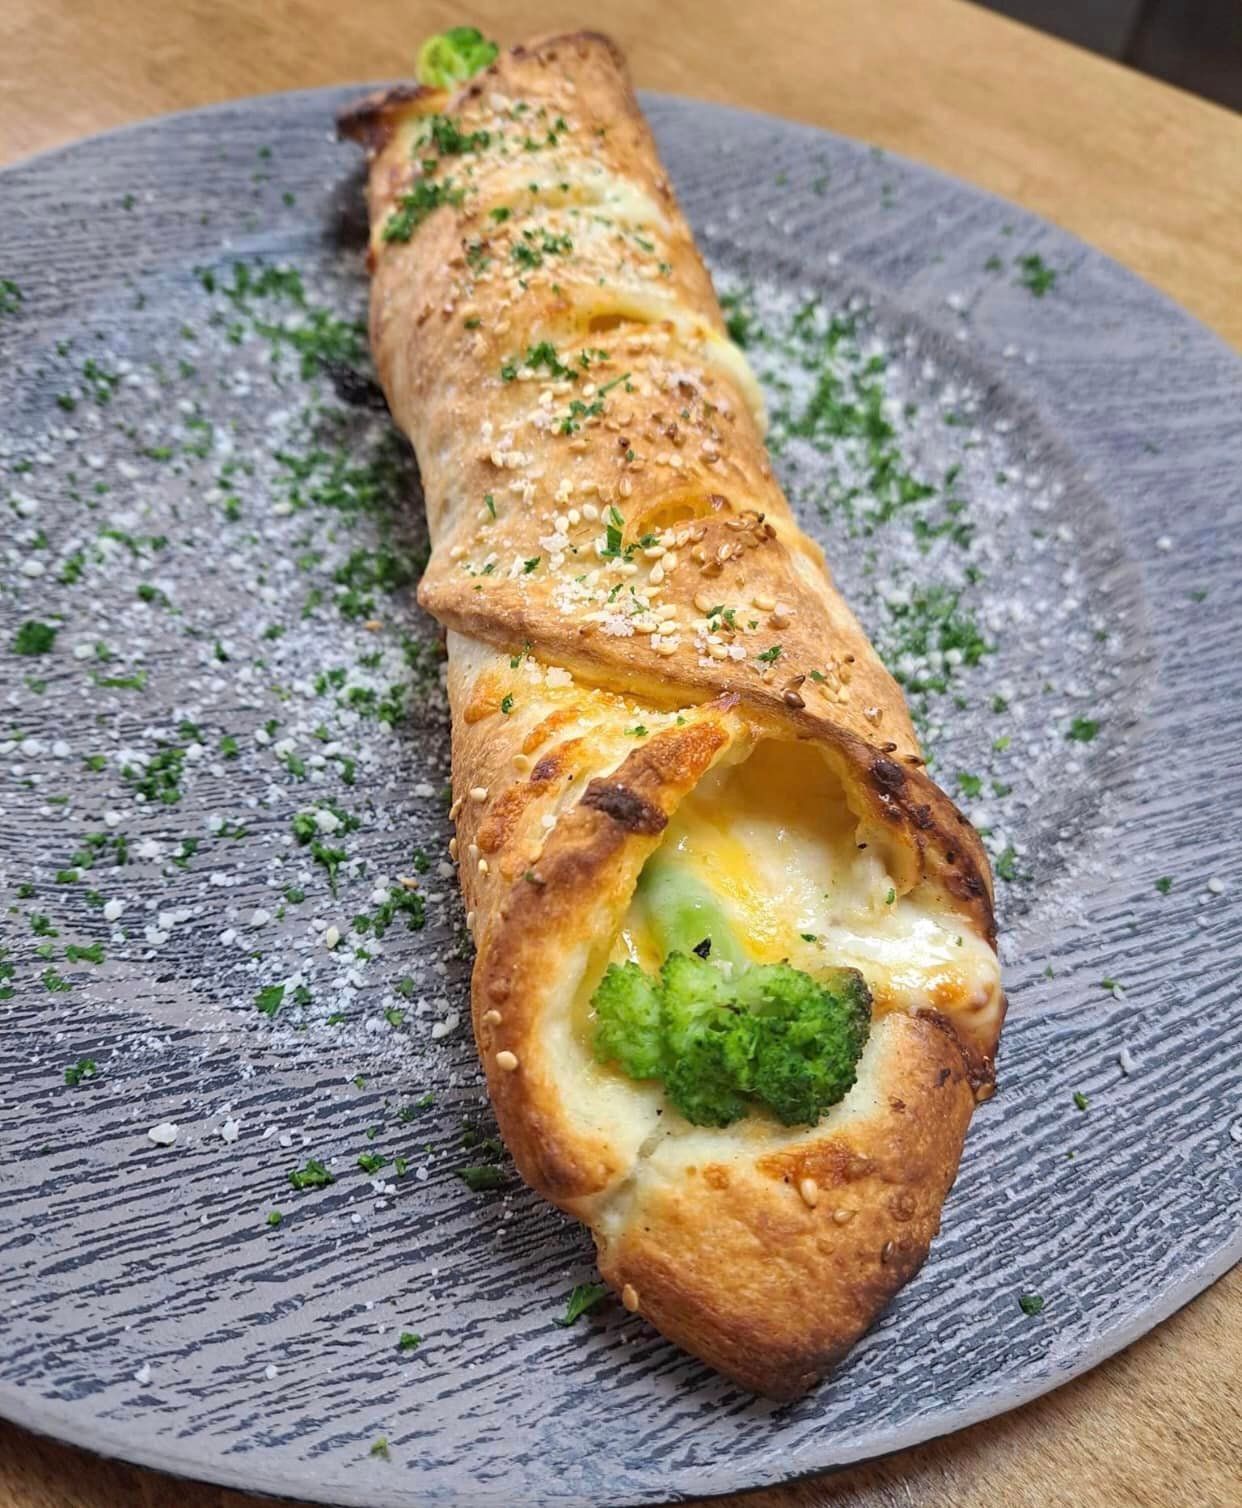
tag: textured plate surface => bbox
[0,86,1239,1508]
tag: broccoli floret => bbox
[591,950,871,1128]
[660,952,757,1125]
[736,964,871,1125]
[591,961,665,1080]
[635,855,748,968]
[416,27,499,88]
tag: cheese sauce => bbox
[612,739,999,1022]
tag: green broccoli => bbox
[632,851,748,967]
[416,27,500,89]
[591,948,871,1128]
[735,963,871,1125]
[591,960,664,1080]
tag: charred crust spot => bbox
[870,757,907,794]
[912,803,935,830]
[336,85,428,152]
[919,1008,994,1097]
[531,754,562,784]
[581,780,668,836]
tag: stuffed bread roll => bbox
[340,29,1005,1400]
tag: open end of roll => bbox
[551,735,1000,1163]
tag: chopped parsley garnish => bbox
[419,114,491,157]
[397,1331,422,1351]
[383,178,464,243]
[1067,716,1099,743]
[64,1058,98,1087]
[266,1210,283,1227]
[288,1158,334,1191]
[501,339,575,382]
[353,886,425,937]
[499,694,514,714]
[255,984,285,1017]
[757,644,783,663]
[357,1151,388,1175]
[13,620,57,655]
[1154,876,1173,895]
[956,772,982,798]
[455,1164,506,1192]
[1072,1091,1089,1112]
[1016,254,1057,297]
[554,1282,609,1328]
[369,1438,391,1461]
[1018,1293,1045,1316]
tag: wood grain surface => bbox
[3,0,1240,351]
[0,3,1238,1507]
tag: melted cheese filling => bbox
[610,739,999,1027]
[552,735,999,1168]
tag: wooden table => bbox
[1,3,1239,1505]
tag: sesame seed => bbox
[1206,876,1225,894]
[477,857,489,876]
[470,785,489,802]
[621,1283,640,1311]
[798,1176,819,1208]
[448,837,459,861]
[655,640,678,656]
[513,753,532,773]
[753,592,775,611]
[881,1240,896,1265]
[495,1050,519,1072]
[324,924,341,950]
[832,1208,854,1225]
[482,1008,502,1026]
[649,564,665,585]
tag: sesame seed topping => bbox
[621,1283,640,1311]
[482,1008,502,1026]
[495,1050,519,1072]
[470,785,489,802]
[798,1176,819,1208]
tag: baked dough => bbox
[340,30,1005,1399]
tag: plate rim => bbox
[0,80,1239,1508]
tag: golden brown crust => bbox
[595,1012,976,1399]
[341,30,1004,1398]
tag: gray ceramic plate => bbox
[0,86,1239,1508]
